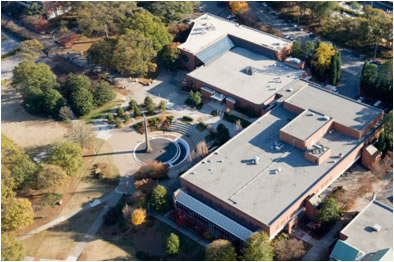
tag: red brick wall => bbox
[268,141,365,237]
[333,122,361,139]
[305,198,320,220]
[180,50,197,70]
[304,119,334,149]
[279,131,306,150]
[361,147,382,169]
[283,101,305,115]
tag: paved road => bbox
[1,30,21,55]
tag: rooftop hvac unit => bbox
[218,160,224,163]
[372,224,381,232]
[254,156,260,165]
[324,115,330,121]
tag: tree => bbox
[162,43,181,70]
[144,96,153,107]
[290,40,303,59]
[87,38,117,66]
[1,134,38,189]
[1,197,34,232]
[134,106,142,117]
[328,51,342,85]
[242,231,274,261]
[142,2,199,24]
[111,31,157,76]
[129,99,138,111]
[311,42,337,80]
[13,61,58,92]
[36,164,68,192]
[43,88,65,117]
[20,39,44,61]
[229,1,249,15]
[115,117,123,128]
[317,197,343,223]
[59,106,73,121]
[150,185,170,213]
[117,107,125,117]
[377,111,393,154]
[216,124,230,145]
[76,1,137,37]
[63,73,91,98]
[93,81,115,107]
[122,10,173,52]
[165,233,180,256]
[69,122,94,148]
[206,239,237,261]
[147,103,155,114]
[274,238,306,261]
[159,100,167,112]
[309,2,336,25]
[131,208,146,226]
[45,141,83,176]
[187,90,202,107]
[24,2,44,16]
[70,86,95,116]
[1,233,25,261]
[107,112,114,122]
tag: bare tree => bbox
[234,119,242,130]
[196,141,209,158]
[69,121,94,148]
[274,238,306,261]
[59,106,74,120]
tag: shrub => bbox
[167,115,175,122]
[216,124,230,145]
[93,81,115,107]
[147,103,155,114]
[115,117,122,128]
[186,90,201,107]
[144,96,153,107]
[182,115,193,122]
[135,160,168,180]
[165,233,180,256]
[206,239,237,261]
[117,107,124,117]
[107,112,114,122]
[45,141,82,176]
[159,100,166,112]
[124,114,130,122]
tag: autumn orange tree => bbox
[131,208,146,226]
[229,1,249,15]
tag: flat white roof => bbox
[175,189,253,241]
[187,47,304,105]
[341,200,393,254]
[286,81,382,131]
[179,13,291,55]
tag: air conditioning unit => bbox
[372,224,381,232]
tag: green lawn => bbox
[81,99,123,123]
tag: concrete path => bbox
[301,220,347,261]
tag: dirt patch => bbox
[1,85,69,149]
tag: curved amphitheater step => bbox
[169,121,207,146]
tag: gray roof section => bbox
[187,47,304,105]
[286,81,382,131]
[281,109,332,142]
[175,190,253,241]
[341,200,393,254]
[182,103,365,226]
[179,13,291,55]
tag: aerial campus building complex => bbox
[173,14,384,243]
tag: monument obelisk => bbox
[143,114,152,153]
